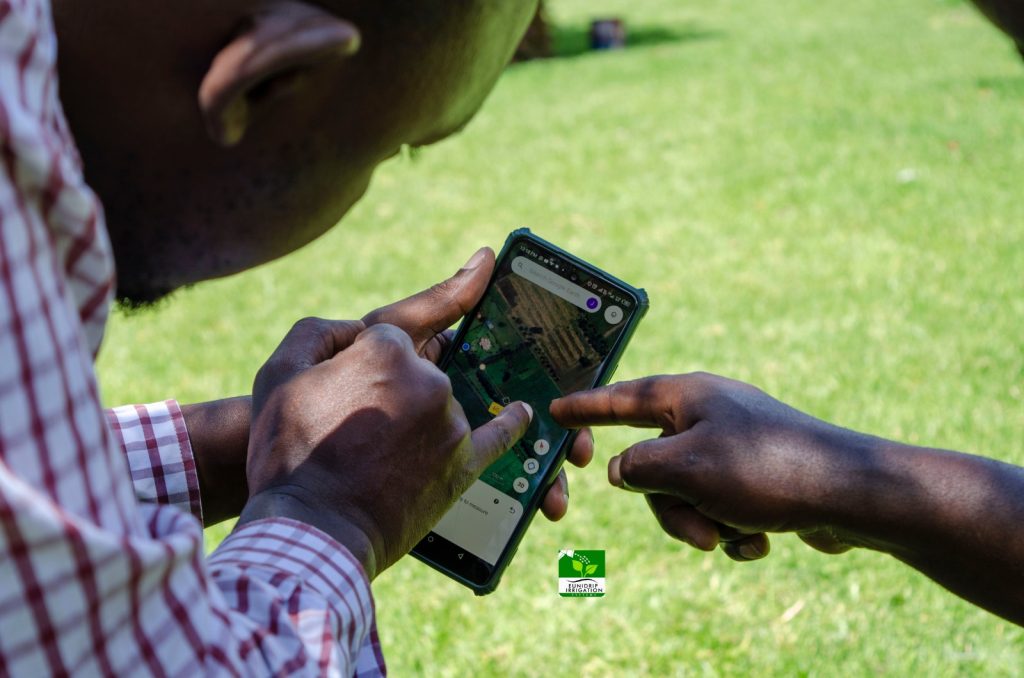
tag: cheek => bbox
[375,5,540,145]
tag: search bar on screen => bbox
[511,256,601,313]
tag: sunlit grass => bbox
[98,0,1024,674]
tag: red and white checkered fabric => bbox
[0,0,385,674]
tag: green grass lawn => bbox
[97,0,1024,674]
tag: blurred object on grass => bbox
[591,18,627,50]
[549,21,718,59]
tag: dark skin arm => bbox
[551,373,1024,625]
[181,247,593,526]
[180,397,250,526]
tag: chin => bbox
[114,287,177,313]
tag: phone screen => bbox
[414,233,644,590]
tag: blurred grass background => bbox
[97,0,1024,674]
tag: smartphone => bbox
[411,228,648,594]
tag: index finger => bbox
[550,375,684,430]
[270,318,366,370]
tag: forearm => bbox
[831,436,1024,623]
[180,396,251,525]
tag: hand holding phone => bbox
[412,229,648,593]
[359,247,596,521]
[242,320,534,580]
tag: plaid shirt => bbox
[0,0,385,674]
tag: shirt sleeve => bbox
[0,1,387,672]
[106,400,204,522]
[102,402,389,675]
[208,519,386,676]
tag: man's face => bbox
[55,0,539,304]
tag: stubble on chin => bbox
[113,283,178,314]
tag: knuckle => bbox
[402,366,453,418]
[428,279,458,304]
[257,353,293,382]
[361,306,385,326]
[291,316,326,336]
[685,371,717,389]
[451,415,471,444]
[653,373,680,392]
[343,318,367,334]
[372,322,406,343]
[497,424,515,451]
[682,371,723,402]
[421,363,454,399]
[364,323,411,353]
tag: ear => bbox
[199,1,361,147]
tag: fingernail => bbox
[608,456,623,487]
[521,402,533,422]
[461,248,487,271]
[739,542,763,560]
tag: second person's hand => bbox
[551,373,874,561]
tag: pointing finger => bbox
[551,376,695,432]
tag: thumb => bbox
[469,402,533,474]
[362,247,495,360]
[608,433,705,498]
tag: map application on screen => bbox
[429,239,639,566]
